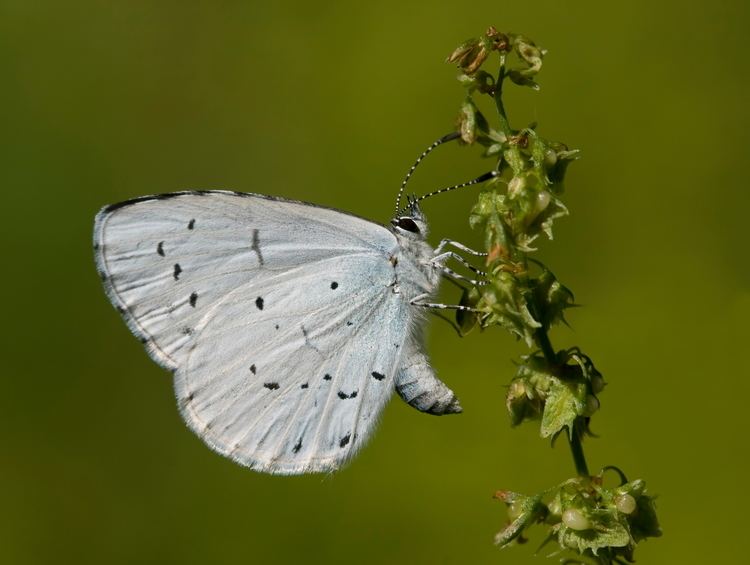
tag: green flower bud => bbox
[493,490,547,548]
[457,70,496,94]
[507,175,526,197]
[483,143,504,157]
[543,148,557,171]
[515,36,544,70]
[583,394,600,416]
[504,34,546,90]
[615,493,637,515]
[591,373,606,394]
[562,508,590,531]
[457,98,488,144]
[529,268,575,330]
[546,496,561,519]
[532,190,551,219]
[506,377,543,426]
[546,144,581,187]
[507,69,540,91]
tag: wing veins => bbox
[264,291,393,465]
[221,288,389,462]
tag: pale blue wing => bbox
[174,257,410,474]
[94,191,398,370]
[94,191,409,474]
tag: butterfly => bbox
[94,133,495,475]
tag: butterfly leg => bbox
[430,251,489,291]
[434,239,488,257]
[410,293,479,313]
[437,265,489,286]
[431,251,487,277]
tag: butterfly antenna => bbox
[415,170,499,206]
[395,131,461,215]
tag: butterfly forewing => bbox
[94,191,398,369]
[95,191,409,473]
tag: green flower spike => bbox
[447,27,661,563]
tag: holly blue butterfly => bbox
[94,133,495,474]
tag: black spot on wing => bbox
[293,439,302,453]
[330,281,338,289]
[275,324,279,330]
[323,374,332,381]
[251,228,264,266]
[263,382,279,390]
[250,364,257,375]
[157,241,165,256]
[339,433,351,448]
[188,219,195,230]
[301,383,309,389]
[173,264,182,280]
[371,371,385,381]
[346,321,353,326]
[189,292,198,307]
[338,390,358,399]
[255,296,264,310]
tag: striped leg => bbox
[434,239,488,257]
[431,251,487,277]
[437,265,488,287]
[410,293,479,313]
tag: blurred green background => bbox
[2,1,748,563]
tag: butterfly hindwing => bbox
[175,263,410,473]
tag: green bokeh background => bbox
[3,1,748,563]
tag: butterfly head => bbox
[390,196,428,239]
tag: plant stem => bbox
[494,54,591,480]
[493,64,512,136]
[568,422,590,478]
[535,326,591,478]
[535,328,556,364]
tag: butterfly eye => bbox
[397,218,420,233]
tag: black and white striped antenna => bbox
[414,170,499,206]
[395,131,461,215]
